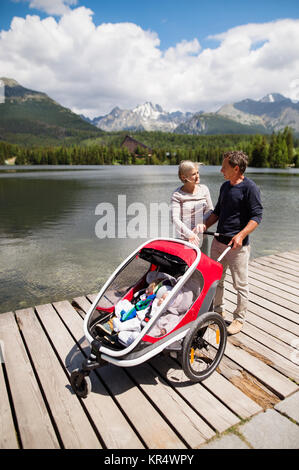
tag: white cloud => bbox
[18,0,78,16]
[1,7,299,117]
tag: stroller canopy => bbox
[141,240,198,268]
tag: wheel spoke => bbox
[182,312,227,382]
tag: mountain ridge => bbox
[90,101,193,132]
[0,77,103,145]
[217,94,299,133]
[1,77,299,143]
[88,94,299,135]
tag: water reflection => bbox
[0,165,298,313]
[0,177,86,238]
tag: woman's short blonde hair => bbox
[178,160,199,182]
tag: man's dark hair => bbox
[223,151,248,174]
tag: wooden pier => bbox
[1,251,299,449]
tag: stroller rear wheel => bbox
[70,368,92,398]
[182,312,227,382]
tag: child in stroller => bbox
[111,272,193,346]
[70,238,229,398]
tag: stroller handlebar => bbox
[204,230,221,237]
[203,231,232,262]
[216,245,232,262]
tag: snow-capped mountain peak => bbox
[88,93,299,134]
[93,102,191,132]
[260,93,288,103]
[132,102,164,120]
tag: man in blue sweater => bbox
[203,151,263,334]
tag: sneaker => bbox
[227,319,243,335]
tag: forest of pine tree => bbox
[0,127,298,168]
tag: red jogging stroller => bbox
[70,237,230,397]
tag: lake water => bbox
[1,164,299,313]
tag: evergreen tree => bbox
[283,127,294,163]
[251,135,268,167]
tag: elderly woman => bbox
[171,160,213,253]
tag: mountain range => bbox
[1,78,299,147]
[0,77,102,146]
[87,102,194,132]
[88,94,299,135]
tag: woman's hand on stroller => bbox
[188,232,200,246]
[195,223,206,233]
[188,224,206,246]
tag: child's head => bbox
[157,292,169,306]
[156,284,172,305]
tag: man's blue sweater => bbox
[213,176,263,246]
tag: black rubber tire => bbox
[70,368,92,398]
[182,312,227,382]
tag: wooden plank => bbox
[72,296,92,316]
[224,289,299,336]
[0,312,59,449]
[249,261,299,290]
[225,281,299,324]
[150,356,240,433]
[226,274,299,315]
[228,332,299,382]
[248,265,299,297]
[285,253,299,263]
[285,249,299,257]
[0,347,19,449]
[267,254,299,271]
[248,277,299,306]
[223,295,299,382]
[246,271,299,304]
[247,292,299,325]
[240,322,299,364]
[273,253,299,266]
[86,293,97,303]
[36,303,143,449]
[257,255,299,273]
[99,364,187,449]
[53,300,185,449]
[224,299,299,349]
[246,282,299,314]
[125,363,215,448]
[15,308,101,449]
[224,342,298,398]
[245,312,299,347]
[251,258,299,280]
[202,371,262,419]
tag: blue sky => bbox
[1,0,299,49]
[1,0,299,116]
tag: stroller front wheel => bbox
[70,368,92,398]
[182,312,227,382]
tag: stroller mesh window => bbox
[96,256,151,310]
